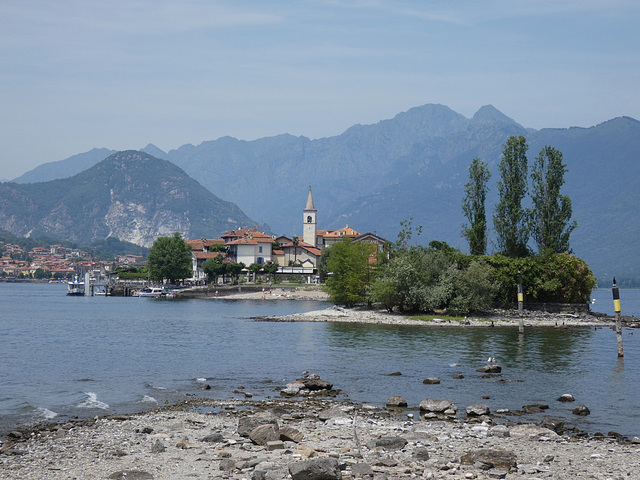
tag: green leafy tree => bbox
[226,262,245,283]
[263,262,279,283]
[530,146,577,255]
[325,238,374,306]
[248,263,263,281]
[147,232,192,284]
[395,217,422,252]
[202,255,226,283]
[493,136,530,257]
[33,268,51,279]
[462,158,491,255]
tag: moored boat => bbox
[66,275,85,296]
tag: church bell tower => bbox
[303,186,317,247]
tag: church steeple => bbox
[305,186,315,210]
[303,186,317,247]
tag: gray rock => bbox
[108,471,154,480]
[466,404,490,416]
[423,377,441,384]
[252,471,266,480]
[237,412,279,437]
[201,433,224,443]
[488,425,510,438]
[351,462,374,476]
[267,440,285,450]
[487,468,508,478]
[318,406,348,421]
[282,381,305,396]
[150,440,166,453]
[289,457,342,480]
[460,449,517,471]
[279,425,304,443]
[572,404,591,416]
[557,393,575,402]
[365,436,408,451]
[219,458,236,472]
[250,424,280,446]
[419,398,457,413]
[296,373,333,391]
[539,416,565,433]
[413,446,430,461]
[386,395,407,407]
[476,365,502,373]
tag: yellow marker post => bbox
[517,271,524,334]
[612,277,623,358]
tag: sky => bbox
[1,0,639,180]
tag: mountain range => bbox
[6,104,640,283]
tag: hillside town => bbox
[0,188,386,283]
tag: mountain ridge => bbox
[6,104,640,281]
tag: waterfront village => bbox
[0,188,387,284]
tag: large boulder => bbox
[318,406,348,422]
[237,412,278,437]
[572,404,591,416]
[366,436,408,451]
[288,457,342,480]
[386,395,408,407]
[419,398,457,414]
[460,449,517,471]
[249,424,280,446]
[466,404,490,416]
[476,365,502,373]
[297,373,333,391]
[282,373,334,396]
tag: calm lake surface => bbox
[1,283,639,438]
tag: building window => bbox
[257,257,264,265]
[307,215,313,223]
[259,246,263,253]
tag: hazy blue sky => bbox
[1,0,638,179]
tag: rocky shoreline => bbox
[255,304,627,328]
[2,392,639,480]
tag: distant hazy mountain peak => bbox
[140,143,168,159]
[471,105,518,124]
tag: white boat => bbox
[66,275,85,296]
[136,287,165,297]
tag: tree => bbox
[226,262,245,283]
[395,217,422,252]
[462,158,491,255]
[291,236,300,264]
[530,146,577,255]
[248,263,263,281]
[493,135,530,257]
[325,238,374,306]
[33,268,51,279]
[147,232,192,284]
[263,262,279,283]
[202,255,226,283]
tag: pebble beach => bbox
[2,395,639,480]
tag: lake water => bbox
[1,283,639,439]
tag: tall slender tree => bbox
[530,146,577,254]
[493,135,530,257]
[462,157,491,255]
